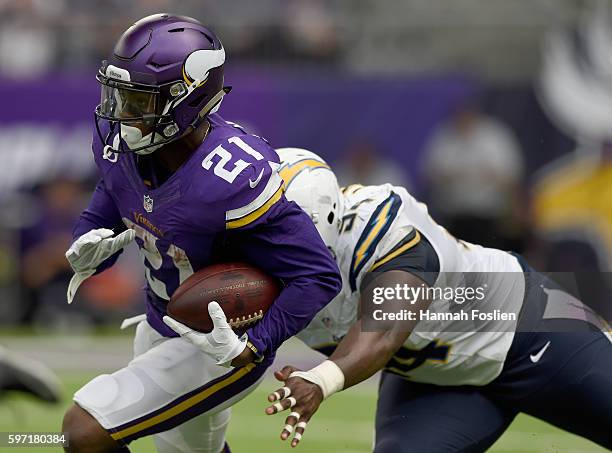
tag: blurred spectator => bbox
[18,179,86,324]
[17,178,143,328]
[0,0,63,77]
[534,0,612,274]
[336,139,411,189]
[423,102,526,250]
[281,0,341,63]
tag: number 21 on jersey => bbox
[202,136,264,183]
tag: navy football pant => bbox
[375,327,612,452]
[375,256,612,452]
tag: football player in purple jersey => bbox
[61,14,341,453]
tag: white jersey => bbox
[296,184,525,386]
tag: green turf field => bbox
[0,371,606,453]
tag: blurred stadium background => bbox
[0,0,611,451]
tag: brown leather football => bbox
[167,262,281,333]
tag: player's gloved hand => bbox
[265,365,325,448]
[65,228,135,304]
[163,302,247,367]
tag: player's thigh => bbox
[153,352,275,453]
[519,333,612,449]
[153,407,231,453]
[375,372,516,453]
[73,322,268,446]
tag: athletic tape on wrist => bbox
[289,360,345,399]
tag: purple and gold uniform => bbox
[72,115,341,449]
[76,114,340,355]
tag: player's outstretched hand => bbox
[65,228,135,304]
[163,302,248,367]
[265,365,324,448]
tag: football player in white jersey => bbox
[265,148,612,452]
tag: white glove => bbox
[163,302,247,367]
[65,228,135,304]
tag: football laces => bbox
[228,309,264,329]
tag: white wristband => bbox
[289,360,345,399]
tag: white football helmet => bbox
[277,148,343,257]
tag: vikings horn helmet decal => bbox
[95,14,231,155]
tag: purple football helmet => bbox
[95,14,230,154]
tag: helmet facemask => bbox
[307,191,343,260]
[95,65,186,155]
[95,15,230,155]
[94,58,229,155]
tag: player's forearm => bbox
[239,200,342,356]
[330,320,410,389]
[72,179,126,273]
[247,271,341,356]
[330,271,430,390]
[73,179,123,234]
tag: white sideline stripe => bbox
[225,164,282,221]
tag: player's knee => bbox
[62,404,117,453]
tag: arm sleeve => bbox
[227,196,342,357]
[72,178,127,273]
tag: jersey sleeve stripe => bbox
[279,159,330,189]
[226,185,284,229]
[341,184,364,196]
[370,230,421,272]
[349,191,402,291]
[225,163,283,222]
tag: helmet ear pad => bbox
[174,71,226,130]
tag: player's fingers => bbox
[208,302,230,329]
[279,411,301,440]
[106,229,135,255]
[83,228,114,247]
[266,396,297,415]
[94,228,115,239]
[275,365,299,381]
[162,316,192,336]
[111,229,135,248]
[291,420,309,447]
[268,386,291,402]
[68,229,111,257]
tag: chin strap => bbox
[197,87,232,121]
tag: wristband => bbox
[289,360,345,399]
[245,340,264,363]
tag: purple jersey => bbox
[74,114,341,356]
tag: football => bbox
[167,262,281,333]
